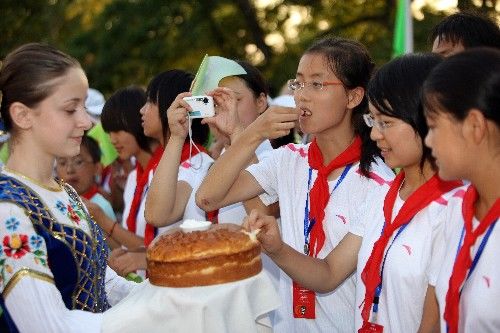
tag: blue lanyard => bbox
[445,220,497,333]
[372,221,410,314]
[455,220,497,285]
[303,164,352,255]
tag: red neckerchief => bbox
[126,146,164,245]
[360,172,461,323]
[307,136,361,257]
[444,185,500,333]
[82,184,100,200]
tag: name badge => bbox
[292,281,315,319]
[358,321,384,333]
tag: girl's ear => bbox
[464,109,488,145]
[346,87,365,110]
[9,102,34,130]
[256,93,268,114]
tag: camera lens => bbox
[203,97,209,104]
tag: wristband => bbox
[108,221,118,238]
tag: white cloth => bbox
[434,185,500,333]
[217,140,273,225]
[350,186,457,332]
[0,170,134,332]
[102,271,281,333]
[246,143,395,333]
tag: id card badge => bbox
[358,321,384,333]
[292,281,315,319]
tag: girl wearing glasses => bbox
[55,136,117,223]
[0,43,134,332]
[422,48,500,333]
[196,37,394,332]
[244,53,464,333]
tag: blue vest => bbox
[0,174,110,332]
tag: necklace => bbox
[3,167,63,192]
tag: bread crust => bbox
[147,224,262,287]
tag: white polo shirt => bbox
[351,184,458,332]
[434,185,500,333]
[246,142,394,333]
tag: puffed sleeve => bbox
[0,202,103,332]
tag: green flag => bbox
[393,0,413,57]
[190,55,247,95]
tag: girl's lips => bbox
[299,107,312,117]
[378,147,391,157]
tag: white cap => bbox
[271,95,295,108]
[0,132,10,143]
[86,88,105,117]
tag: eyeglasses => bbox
[57,157,94,170]
[363,113,397,132]
[287,79,343,92]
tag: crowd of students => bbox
[0,11,498,333]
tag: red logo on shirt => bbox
[483,276,491,288]
[336,214,347,224]
[402,244,412,255]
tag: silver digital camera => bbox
[182,95,215,118]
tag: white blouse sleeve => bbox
[0,203,103,332]
[105,266,139,306]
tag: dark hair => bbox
[101,85,154,153]
[305,36,376,176]
[0,43,81,132]
[146,70,209,145]
[424,47,500,127]
[81,135,101,163]
[368,53,443,170]
[235,60,270,97]
[430,11,500,49]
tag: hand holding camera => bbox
[167,92,194,140]
[202,87,244,142]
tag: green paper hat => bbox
[87,123,118,167]
[190,55,247,95]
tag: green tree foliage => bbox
[1,0,498,96]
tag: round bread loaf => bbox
[147,224,262,287]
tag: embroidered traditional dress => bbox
[0,169,132,332]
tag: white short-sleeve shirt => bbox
[217,140,273,224]
[435,185,500,333]
[352,185,458,332]
[246,143,395,333]
[167,152,215,231]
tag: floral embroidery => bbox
[5,217,20,231]
[28,235,47,266]
[30,235,43,249]
[3,234,30,259]
[56,200,67,214]
[55,199,87,226]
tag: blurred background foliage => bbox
[0,0,498,96]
